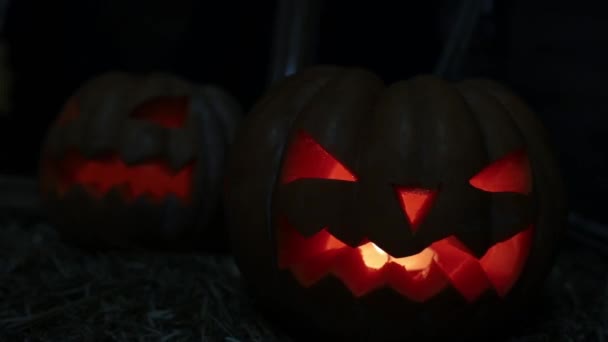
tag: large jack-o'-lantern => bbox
[40,72,241,250]
[225,66,565,341]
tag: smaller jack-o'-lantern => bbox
[225,66,566,341]
[40,72,241,250]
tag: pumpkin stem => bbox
[433,0,484,79]
[268,0,323,84]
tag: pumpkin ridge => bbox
[257,69,342,266]
[189,93,229,228]
[453,83,494,251]
[277,68,385,250]
[456,79,565,298]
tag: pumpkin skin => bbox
[40,72,241,251]
[225,66,565,341]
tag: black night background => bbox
[0,0,606,341]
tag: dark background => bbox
[0,1,606,341]
[1,0,607,225]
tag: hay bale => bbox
[0,218,606,341]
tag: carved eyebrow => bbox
[131,96,189,128]
[280,130,357,184]
[469,149,532,195]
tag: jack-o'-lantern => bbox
[40,72,241,251]
[225,66,565,341]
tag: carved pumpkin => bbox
[40,72,241,250]
[225,66,565,340]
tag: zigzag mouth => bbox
[41,150,194,204]
[277,217,533,302]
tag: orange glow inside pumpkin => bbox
[280,130,357,184]
[278,219,533,301]
[469,148,531,194]
[56,96,189,128]
[130,96,189,128]
[277,129,535,301]
[43,150,194,203]
[394,187,438,232]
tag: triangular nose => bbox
[394,186,438,232]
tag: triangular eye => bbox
[280,130,357,184]
[394,186,438,232]
[469,149,532,194]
